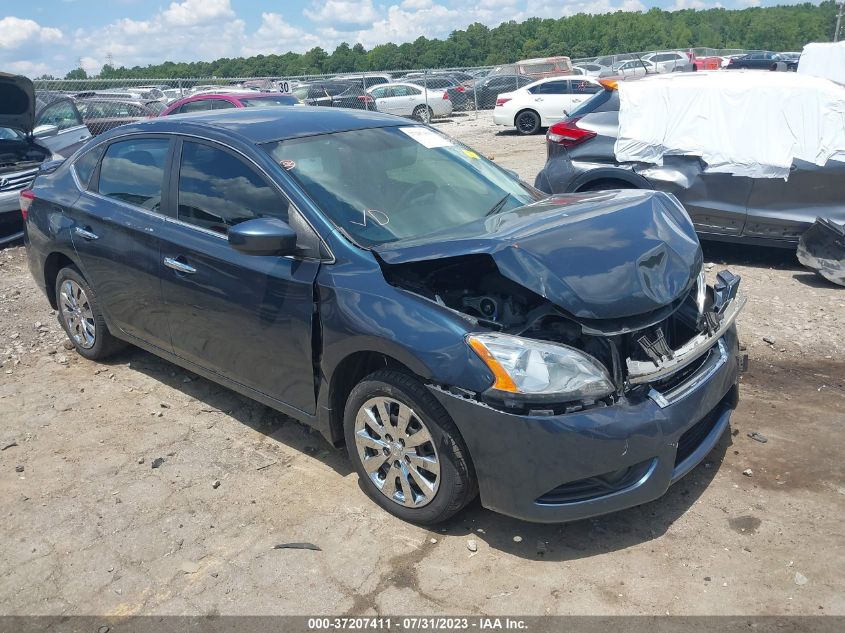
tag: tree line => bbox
[56,1,838,80]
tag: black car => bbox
[22,105,743,524]
[291,81,370,110]
[533,83,845,247]
[473,74,535,109]
[75,98,165,136]
[727,51,796,71]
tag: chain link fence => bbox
[31,48,761,138]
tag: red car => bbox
[160,92,300,116]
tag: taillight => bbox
[20,189,35,221]
[547,117,597,147]
[455,86,466,92]
[443,92,450,100]
[495,97,511,107]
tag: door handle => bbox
[74,226,99,240]
[163,257,196,274]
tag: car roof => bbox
[102,105,411,144]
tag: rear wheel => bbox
[515,110,541,135]
[55,266,125,361]
[343,370,477,524]
[412,105,433,123]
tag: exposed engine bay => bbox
[0,138,49,176]
[380,253,743,411]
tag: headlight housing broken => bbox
[467,332,615,402]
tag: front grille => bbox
[536,458,654,505]
[0,168,38,193]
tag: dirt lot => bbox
[1,114,844,616]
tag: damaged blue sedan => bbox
[22,103,744,524]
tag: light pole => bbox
[836,1,844,42]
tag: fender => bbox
[568,166,653,193]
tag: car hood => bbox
[0,73,35,134]
[374,190,702,321]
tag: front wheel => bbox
[343,370,477,524]
[515,110,541,135]
[412,105,433,123]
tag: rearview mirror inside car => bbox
[228,217,298,257]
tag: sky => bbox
[0,0,817,77]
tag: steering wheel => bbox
[397,181,436,209]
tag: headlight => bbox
[467,332,615,401]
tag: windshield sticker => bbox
[398,126,453,149]
[279,159,296,170]
[462,149,480,159]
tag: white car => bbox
[613,59,658,78]
[492,76,603,135]
[366,83,453,121]
[641,51,692,73]
[572,63,606,77]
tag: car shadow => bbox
[700,240,803,271]
[99,346,353,477]
[433,429,732,561]
[792,271,841,289]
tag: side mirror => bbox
[33,124,59,138]
[228,217,298,256]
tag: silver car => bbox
[534,84,845,247]
[1,74,91,244]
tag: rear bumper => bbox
[0,191,24,245]
[429,325,740,523]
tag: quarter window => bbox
[212,99,237,110]
[179,100,213,113]
[73,145,105,189]
[98,138,169,211]
[177,141,288,235]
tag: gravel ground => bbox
[1,114,843,616]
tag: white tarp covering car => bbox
[613,71,845,179]
[798,41,845,86]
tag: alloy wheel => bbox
[354,396,441,508]
[60,279,96,349]
[517,112,538,134]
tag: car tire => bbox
[55,266,125,361]
[343,369,477,524]
[412,105,433,123]
[515,110,541,135]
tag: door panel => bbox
[70,137,172,350]
[744,159,845,242]
[160,139,321,414]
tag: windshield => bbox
[241,95,299,107]
[263,126,541,247]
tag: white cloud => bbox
[161,0,235,27]
[242,13,323,56]
[0,16,62,50]
[303,1,380,27]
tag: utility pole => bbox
[836,1,844,42]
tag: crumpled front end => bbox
[797,218,845,287]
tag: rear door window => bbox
[212,99,236,109]
[529,81,569,95]
[176,141,288,235]
[97,138,170,211]
[179,100,213,113]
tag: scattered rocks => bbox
[1,441,17,451]
[15,465,24,473]
[151,457,164,469]
[467,539,478,552]
[794,572,809,586]
[62,340,74,350]
[180,561,200,574]
[762,336,776,346]
[429,538,438,544]
[137,457,145,464]
[212,479,221,489]
[742,468,753,477]
[513,535,523,543]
